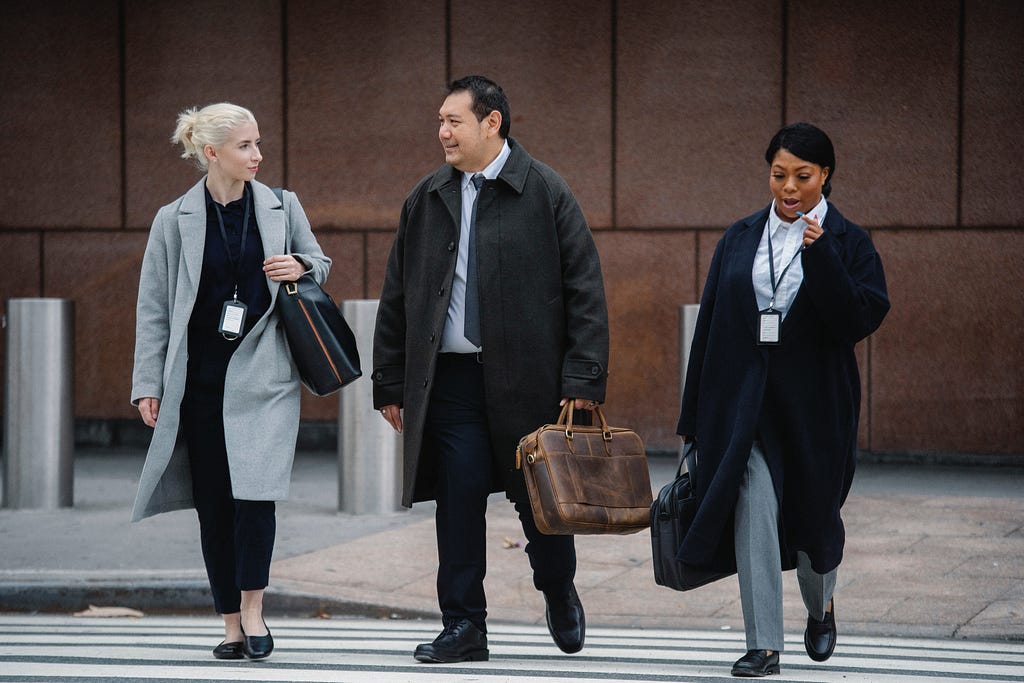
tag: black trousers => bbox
[181,335,276,615]
[426,353,576,632]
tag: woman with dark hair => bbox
[676,123,889,677]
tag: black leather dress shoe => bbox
[544,585,585,654]
[241,620,274,659]
[804,599,837,662]
[212,640,244,659]
[414,618,489,663]
[731,649,780,677]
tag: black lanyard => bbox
[766,223,802,311]
[211,184,251,302]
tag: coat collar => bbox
[425,137,531,194]
[735,201,848,337]
[425,137,530,229]
[176,177,286,292]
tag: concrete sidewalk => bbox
[1,449,1022,642]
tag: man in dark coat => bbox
[373,75,609,663]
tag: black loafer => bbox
[544,585,585,654]
[804,599,837,662]
[731,649,780,677]
[241,620,274,659]
[212,640,244,659]
[414,618,489,663]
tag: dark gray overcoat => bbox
[677,203,889,575]
[373,139,609,507]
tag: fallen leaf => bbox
[502,536,522,549]
[73,605,145,618]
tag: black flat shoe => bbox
[804,599,837,662]
[731,649,780,677]
[241,619,274,660]
[544,584,585,654]
[212,640,244,659]
[414,618,489,663]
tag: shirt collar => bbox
[462,139,512,189]
[205,182,250,211]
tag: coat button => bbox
[438,286,445,296]
[591,365,600,376]
[374,371,383,381]
[422,379,428,387]
[447,241,455,252]
[429,333,436,342]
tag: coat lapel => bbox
[782,202,847,334]
[252,180,285,261]
[735,208,769,339]
[427,164,462,229]
[177,178,209,289]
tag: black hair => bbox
[765,122,836,197]
[448,75,510,139]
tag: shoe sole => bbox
[414,649,489,663]
[731,665,780,677]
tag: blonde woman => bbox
[131,103,330,660]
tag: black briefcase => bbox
[650,441,733,591]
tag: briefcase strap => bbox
[678,440,698,478]
[557,402,612,442]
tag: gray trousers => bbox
[734,443,837,651]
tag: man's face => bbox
[438,90,494,172]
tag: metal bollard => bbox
[2,298,74,509]
[337,299,403,514]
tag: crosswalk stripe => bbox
[0,616,1021,683]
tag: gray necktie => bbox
[464,173,485,347]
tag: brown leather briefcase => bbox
[516,403,652,535]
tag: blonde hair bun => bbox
[170,102,256,170]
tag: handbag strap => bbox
[272,187,290,254]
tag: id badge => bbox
[758,308,781,345]
[218,300,248,340]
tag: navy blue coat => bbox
[676,203,889,575]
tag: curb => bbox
[0,581,435,622]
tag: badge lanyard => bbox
[214,185,252,341]
[758,224,802,346]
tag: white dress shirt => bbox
[440,140,512,353]
[752,195,828,319]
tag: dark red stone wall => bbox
[2,1,1021,455]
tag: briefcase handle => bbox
[556,402,613,442]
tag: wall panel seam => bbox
[956,0,965,227]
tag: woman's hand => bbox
[800,212,824,247]
[138,397,160,427]
[263,255,306,282]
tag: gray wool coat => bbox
[372,138,609,507]
[130,178,330,522]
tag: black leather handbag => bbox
[276,274,361,396]
[272,187,361,396]
[650,441,733,591]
